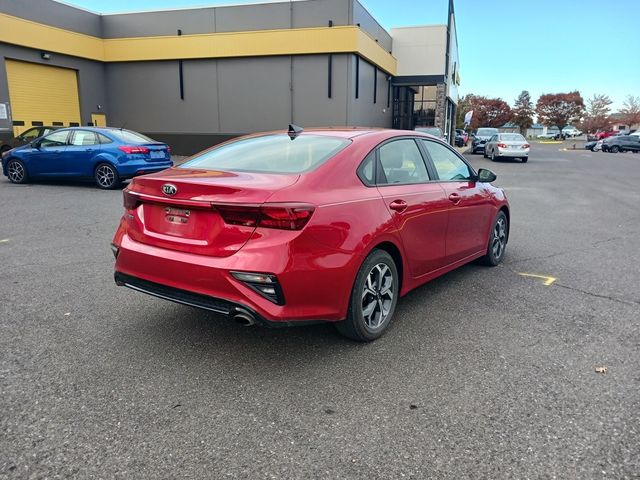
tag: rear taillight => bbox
[216,203,315,231]
[522,143,530,149]
[123,189,140,210]
[119,146,150,154]
[497,143,507,149]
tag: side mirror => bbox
[477,168,497,183]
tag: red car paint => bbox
[595,130,618,140]
[112,128,509,325]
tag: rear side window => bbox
[181,134,350,174]
[378,139,430,185]
[108,129,154,144]
[97,133,113,144]
[71,131,99,146]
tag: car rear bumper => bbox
[497,149,530,157]
[117,160,173,179]
[113,231,357,324]
[114,272,321,327]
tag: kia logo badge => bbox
[162,184,177,196]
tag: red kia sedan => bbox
[112,127,509,341]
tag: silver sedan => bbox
[484,133,530,163]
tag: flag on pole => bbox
[464,110,473,125]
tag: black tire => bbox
[335,249,399,342]
[490,149,497,162]
[521,156,528,163]
[610,146,619,153]
[483,149,488,158]
[478,211,508,266]
[94,162,121,189]
[6,158,28,184]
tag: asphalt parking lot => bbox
[1,143,639,478]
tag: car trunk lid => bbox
[124,168,300,257]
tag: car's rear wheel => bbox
[479,211,508,266]
[490,150,497,161]
[521,156,528,163]
[336,249,399,342]
[6,159,28,184]
[95,163,121,189]
[610,146,619,153]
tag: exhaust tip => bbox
[233,312,256,327]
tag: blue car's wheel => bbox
[95,162,121,189]
[7,159,28,184]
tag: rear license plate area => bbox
[150,150,166,159]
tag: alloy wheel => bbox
[492,217,507,259]
[96,164,116,188]
[361,263,394,330]
[7,161,25,183]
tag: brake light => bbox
[215,205,260,227]
[497,143,507,149]
[522,143,530,149]
[119,146,150,154]
[123,189,140,210]
[216,203,315,230]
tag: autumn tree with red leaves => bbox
[620,95,640,127]
[464,95,512,129]
[536,91,585,135]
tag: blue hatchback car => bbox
[1,127,173,189]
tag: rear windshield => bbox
[107,129,154,144]
[180,134,351,174]
[416,127,442,136]
[477,128,499,136]
[500,134,526,141]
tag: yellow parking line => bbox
[518,272,557,285]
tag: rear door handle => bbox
[448,193,461,204]
[389,200,408,212]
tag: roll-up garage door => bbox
[5,59,81,136]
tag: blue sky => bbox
[64,0,638,110]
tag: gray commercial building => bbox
[0,0,460,154]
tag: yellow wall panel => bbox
[0,13,397,74]
[6,60,81,135]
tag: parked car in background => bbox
[537,132,561,140]
[595,130,618,140]
[112,127,510,341]
[601,135,640,153]
[471,127,499,154]
[415,126,445,139]
[455,129,469,147]
[484,133,530,162]
[562,127,582,137]
[2,127,173,189]
[585,140,603,152]
[0,126,60,154]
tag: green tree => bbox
[579,94,612,134]
[620,95,640,127]
[511,91,534,135]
